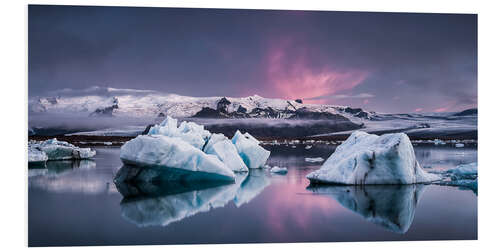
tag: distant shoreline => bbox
[28,132,477,147]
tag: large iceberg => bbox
[28,139,96,165]
[307,131,439,185]
[308,185,426,233]
[117,116,269,183]
[119,135,235,182]
[232,130,270,169]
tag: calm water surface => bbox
[28,144,477,246]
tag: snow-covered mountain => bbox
[29,89,375,121]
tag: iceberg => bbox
[28,138,96,162]
[118,135,236,182]
[270,166,288,174]
[117,116,270,183]
[308,185,426,233]
[232,130,270,169]
[307,131,440,185]
[28,145,48,166]
[204,134,248,172]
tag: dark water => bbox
[28,144,477,246]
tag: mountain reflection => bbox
[117,170,270,227]
[307,184,426,233]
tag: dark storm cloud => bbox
[28,5,477,113]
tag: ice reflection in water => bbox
[307,185,426,233]
[28,160,118,194]
[117,169,270,227]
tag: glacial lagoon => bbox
[28,144,477,246]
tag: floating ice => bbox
[29,138,96,162]
[447,162,477,178]
[433,139,446,145]
[28,146,48,165]
[119,135,236,182]
[232,130,270,169]
[305,157,325,163]
[455,143,465,148]
[432,162,478,194]
[305,145,313,150]
[307,131,440,185]
[270,166,288,174]
[148,116,211,149]
[118,117,270,182]
[204,134,248,172]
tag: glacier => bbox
[306,131,440,185]
[117,116,270,183]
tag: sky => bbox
[28,5,477,113]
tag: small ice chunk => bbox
[447,162,477,177]
[455,143,465,148]
[305,157,325,163]
[307,131,440,185]
[433,139,446,145]
[119,135,235,182]
[305,145,313,150]
[232,130,270,169]
[270,166,288,174]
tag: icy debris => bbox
[434,162,477,194]
[232,130,270,169]
[305,157,325,163]
[119,135,235,182]
[307,131,440,185]
[455,143,465,148]
[305,145,313,150]
[270,166,288,174]
[447,162,477,179]
[28,138,96,163]
[433,139,446,145]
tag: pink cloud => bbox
[363,99,370,105]
[434,107,449,112]
[265,39,369,104]
[415,108,423,112]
